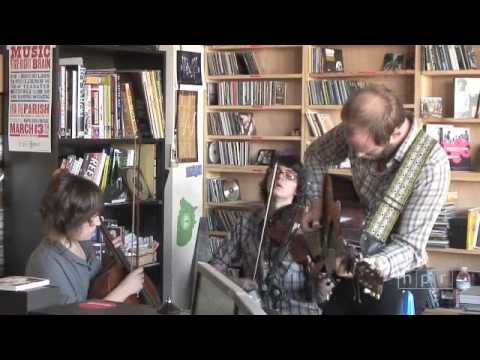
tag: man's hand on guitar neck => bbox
[302,198,323,232]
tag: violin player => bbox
[210,155,333,315]
[302,85,450,315]
[25,170,158,305]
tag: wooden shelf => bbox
[207,135,301,142]
[307,105,343,110]
[451,171,480,182]
[72,45,162,55]
[427,247,480,255]
[308,104,414,110]
[209,231,228,237]
[208,74,302,80]
[104,199,162,207]
[422,70,480,76]
[59,138,164,145]
[309,70,415,78]
[207,45,302,50]
[206,165,268,174]
[328,168,352,177]
[207,201,264,209]
[207,105,302,111]
[423,118,480,125]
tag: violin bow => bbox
[252,161,279,281]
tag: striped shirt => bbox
[304,120,450,281]
[210,210,322,315]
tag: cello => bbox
[88,219,162,306]
[89,133,161,307]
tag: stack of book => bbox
[207,112,255,136]
[208,141,250,166]
[310,47,344,73]
[0,276,50,292]
[208,81,287,106]
[207,51,260,75]
[208,208,245,232]
[427,202,456,248]
[59,57,165,140]
[308,80,366,105]
[422,45,478,71]
[305,112,336,137]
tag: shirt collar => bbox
[392,118,419,163]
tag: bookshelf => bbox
[2,46,167,297]
[203,45,480,282]
[204,45,304,238]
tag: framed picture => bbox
[123,167,152,201]
[256,149,275,166]
[177,51,202,85]
[176,90,198,163]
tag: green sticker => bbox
[176,198,198,247]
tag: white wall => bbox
[158,45,204,309]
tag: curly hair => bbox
[259,155,304,203]
[40,172,103,244]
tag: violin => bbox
[88,219,161,306]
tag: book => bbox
[454,78,480,119]
[421,97,443,118]
[467,207,480,250]
[441,126,472,171]
[322,48,344,72]
[425,124,472,171]
[0,276,50,291]
[383,53,405,70]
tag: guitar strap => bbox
[364,129,437,243]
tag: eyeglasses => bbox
[269,169,298,181]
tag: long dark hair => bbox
[40,172,103,244]
[259,154,305,204]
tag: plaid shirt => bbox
[210,210,322,315]
[304,120,451,281]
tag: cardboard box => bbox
[0,286,62,314]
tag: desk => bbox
[33,300,189,315]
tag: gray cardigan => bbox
[25,240,102,304]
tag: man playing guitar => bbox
[302,86,450,315]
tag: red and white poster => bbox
[7,45,54,153]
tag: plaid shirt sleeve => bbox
[369,145,451,280]
[304,123,350,199]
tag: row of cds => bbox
[208,81,287,106]
[427,202,457,248]
[208,141,250,166]
[308,80,366,105]
[207,112,256,136]
[208,208,244,232]
[207,51,260,76]
[207,177,241,203]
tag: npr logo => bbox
[397,270,454,290]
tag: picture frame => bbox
[256,149,276,166]
[177,51,202,85]
[176,90,198,163]
[123,167,152,201]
